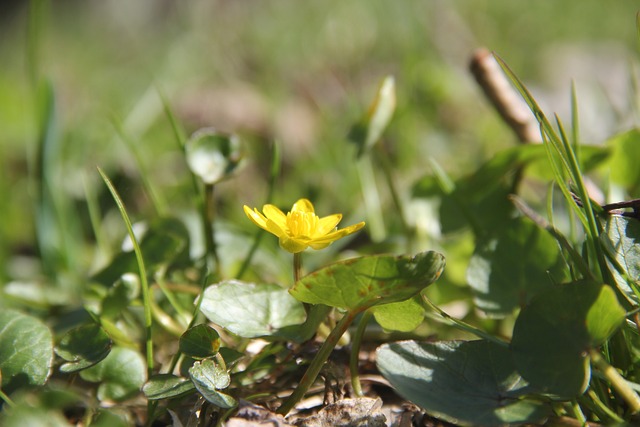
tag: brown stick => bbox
[470,48,540,143]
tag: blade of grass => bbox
[97,167,154,377]
[554,114,605,279]
[111,115,166,216]
[496,54,605,279]
[510,195,593,280]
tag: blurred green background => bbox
[1,0,638,287]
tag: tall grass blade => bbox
[97,167,154,376]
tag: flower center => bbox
[286,211,318,238]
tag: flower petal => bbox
[315,214,342,236]
[266,218,287,239]
[262,204,287,229]
[291,199,314,214]
[279,236,309,253]
[244,206,269,230]
[310,221,366,247]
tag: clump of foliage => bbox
[3,3,640,427]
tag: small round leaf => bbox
[179,324,221,359]
[55,323,112,373]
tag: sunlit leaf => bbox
[189,358,236,408]
[0,309,53,394]
[511,281,625,398]
[200,280,306,338]
[185,128,242,184]
[179,324,221,359]
[602,215,640,302]
[290,251,445,312]
[372,297,424,332]
[377,340,550,426]
[607,128,640,192]
[412,145,608,235]
[80,346,147,402]
[143,374,195,400]
[467,217,567,316]
[55,323,112,373]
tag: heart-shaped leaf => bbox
[80,346,147,402]
[290,251,445,312]
[467,217,567,316]
[200,280,306,338]
[511,281,625,398]
[0,309,53,394]
[55,323,112,373]
[377,340,550,426]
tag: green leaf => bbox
[200,280,306,338]
[189,358,237,408]
[185,128,243,184]
[413,144,608,236]
[467,217,567,316]
[377,340,550,427]
[0,309,53,394]
[92,217,189,286]
[80,346,147,402]
[348,75,396,157]
[101,273,140,318]
[372,297,424,332]
[607,128,640,192]
[290,251,445,312]
[602,215,640,302]
[179,324,221,359]
[143,374,195,400]
[55,323,112,373]
[511,281,625,398]
[0,404,71,427]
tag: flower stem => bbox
[203,183,220,276]
[277,310,357,415]
[293,252,302,283]
[0,388,14,408]
[350,310,372,396]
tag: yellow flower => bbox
[243,199,365,253]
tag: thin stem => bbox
[374,145,411,238]
[356,156,385,242]
[0,388,15,408]
[350,310,373,396]
[590,349,640,414]
[203,183,220,276]
[236,142,281,280]
[585,389,625,424]
[293,252,302,283]
[277,310,357,415]
[422,295,509,347]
